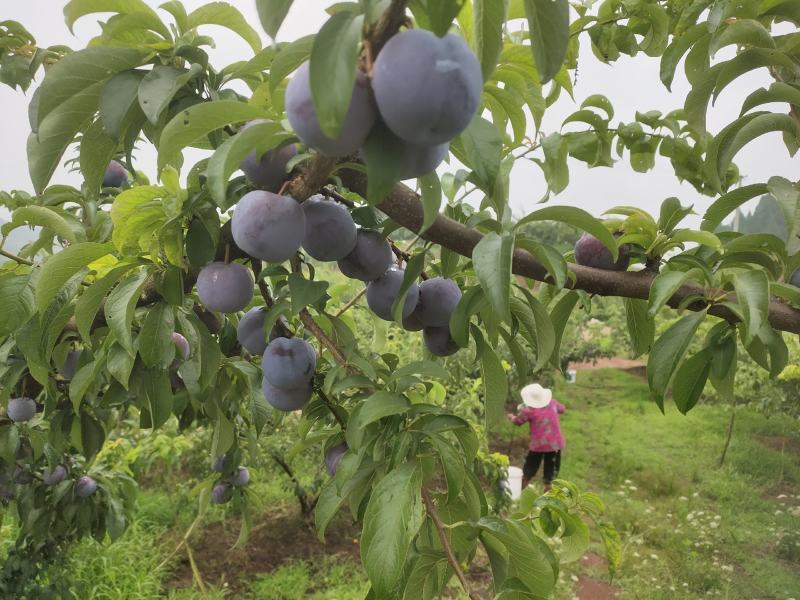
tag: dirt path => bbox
[570,357,645,371]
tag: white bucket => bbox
[566,368,577,383]
[506,466,523,500]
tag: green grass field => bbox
[3,368,798,599]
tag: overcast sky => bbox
[1,1,797,227]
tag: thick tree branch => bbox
[333,169,800,335]
[421,488,479,600]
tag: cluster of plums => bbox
[210,455,250,504]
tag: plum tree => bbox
[415,277,462,327]
[371,29,482,145]
[7,397,36,423]
[231,190,306,263]
[231,467,250,487]
[239,120,297,191]
[102,160,127,187]
[58,349,82,381]
[171,332,190,360]
[337,229,393,281]
[574,233,630,271]
[325,442,348,476]
[196,262,253,313]
[261,378,313,412]
[237,307,268,355]
[301,195,358,261]
[262,337,317,390]
[286,62,376,156]
[423,326,459,357]
[74,476,97,498]
[42,465,66,486]
[366,268,420,321]
[211,483,232,504]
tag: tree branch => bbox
[334,169,800,335]
[0,248,34,265]
[367,0,411,56]
[421,488,479,600]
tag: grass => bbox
[5,368,798,599]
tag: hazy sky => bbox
[1,1,797,227]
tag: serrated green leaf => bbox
[36,242,114,312]
[0,270,36,337]
[138,302,176,368]
[9,206,80,244]
[451,115,502,194]
[346,392,410,450]
[623,297,654,358]
[80,118,119,197]
[418,172,442,233]
[474,328,507,428]
[74,263,137,343]
[732,270,769,345]
[361,462,424,597]
[701,183,769,232]
[474,0,508,80]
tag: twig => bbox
[300,308,349,366]
[250,259,293,338]
[367,0,410,55]
[156,513,203,571]
[316,386,347,430]
[421,488,479,600]
[335,288,367,318]
[185,542,206,592]
[0,248,34,265]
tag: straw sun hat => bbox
[520,383,553,409]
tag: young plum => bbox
[325,442,348,476]
[239,120,297,191]
[75,476,98,498]
[231,190,305,263]
[196,262,253,313]
[261,377,313,412]
[262,337,317,390]
[415,277,462,327]
[102,160,128,187]
[7,397,36,423]
[337,229,393,282]
[171,332,190,360]
[211,483,233,504]
[423,326,459,357]
[58,349,82,381]
[301,195,358,261]
[42,465,67,486]
[231,467,250,487]
[237,307,268,355]
[574,233,630,271]
[366,268,420,321]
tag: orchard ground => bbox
[2,368,796,600]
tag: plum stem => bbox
[421,487,479,600]
[250,259,293,338]
[224,243,231,265]
[334,288,366,318]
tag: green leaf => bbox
[157,101,268,171]
[391,252,427,323]
[74,263,137,343]
[10,206,80,244]
[208,122,292,208]
[449,286,487,347]
[100,70,145,138]
[712,48,799,103]
[474,0,508,80]
[708,112,799,191]
[768,175,800,244]
[36,242,114,312]
[418,172,442,233]
[647,310,707,406]
[660,24,707,91]
[474,329,507,428]
[669,229,722,250]
[310,11,364,139]
[138,64,203,125]
[35,47,149,127]
[160,1,189,31]
[186,2,262,53]
[523,0,569,84]
[451,116,502,194]
[472,232,514,323]
[269,35,315,94]
[672,347,712,414]
[256,0,294,39]
[732,270,769,345]
[623,297,655,358]
[427,433,466,503]
[361,462,424,597]
[709,18,775,57]
[741,82,800,116]
[64,0,166,35]
[516,205,618,261]
[107,342,135,389]
[69,362,96,413]
[138,302,176,368]
[110,186,167,253]
[549,290,579,367]
[287,273,329,314]
[104,268,149,355]
[516,288,556,372]
[346,392,411,450]
[144,369,174,430]
[701,183,768,232]
[0,270,36,337]
[427,0,467,37]
[648,269,700,316]
[80,411,106,460]
[361,122,404,204]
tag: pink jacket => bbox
[512,400,566,452]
